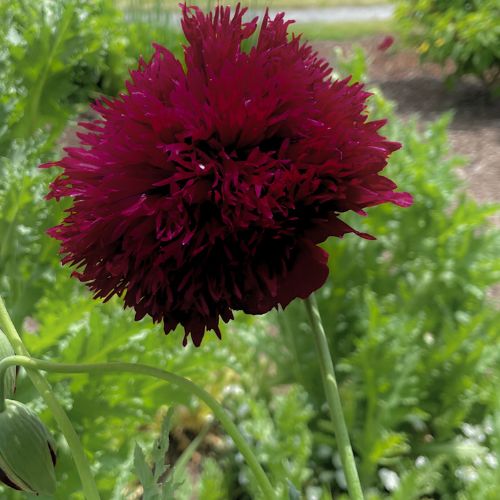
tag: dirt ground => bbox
[315,37,500,221]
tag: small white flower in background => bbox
[485,453,498,469]
[461,423,485,442]
[332,452,342,469]
[335,469,347,490]
[6,26,23,45]
[316,444,332,459]
[238,469,249,485]
[306,486,322,500]
[379,468,400,491]
[236,402,250,418]
[415,455,428,468]
[455,466,479,483]
[423,332,435,345]
[483,416,494,435]
[221,384,244,397]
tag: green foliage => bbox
[125,20,185,63]
[456,405,500,500]
[0,0,132,146]
[133,408,181,499]
[197,458,229,500]
[0,137,61,325]
[0,0,182,320]
[223,385,314,499]
[1,5,499,498]
[395,0,500,91]
[273,60,500,496]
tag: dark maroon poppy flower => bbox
[44,4,412,346]
[377,35,395,52]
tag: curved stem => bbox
[0,354,277,500]
[304,294,364,500]
[0,297,100,500]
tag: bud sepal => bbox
[0,399,57,495]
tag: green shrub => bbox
[395,0,500,91]
[0,0,188,153]
[0,137,62,324]
[0,0,131,146]
[275,67,500,496]
[222,385,314,499]
[1,9,499,497]
[125,20,185,63]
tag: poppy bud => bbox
[0,329,16,399]
[377,35,395,52]
[0,399,57,495]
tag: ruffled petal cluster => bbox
[45,4,412,345]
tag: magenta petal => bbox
[391,191,414,207]
[275,241,330,308]
[306,215,375,242]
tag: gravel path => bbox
[126,5,395,25]
[264,5,394,22]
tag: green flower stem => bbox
[304,294,364,500]
[0,354,278,500]
[0,297,100,500]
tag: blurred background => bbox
[0,0,499,498]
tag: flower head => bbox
[45,4,412,345]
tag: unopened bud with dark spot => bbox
[0,400,57,495]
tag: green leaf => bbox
[134,444,158,500]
